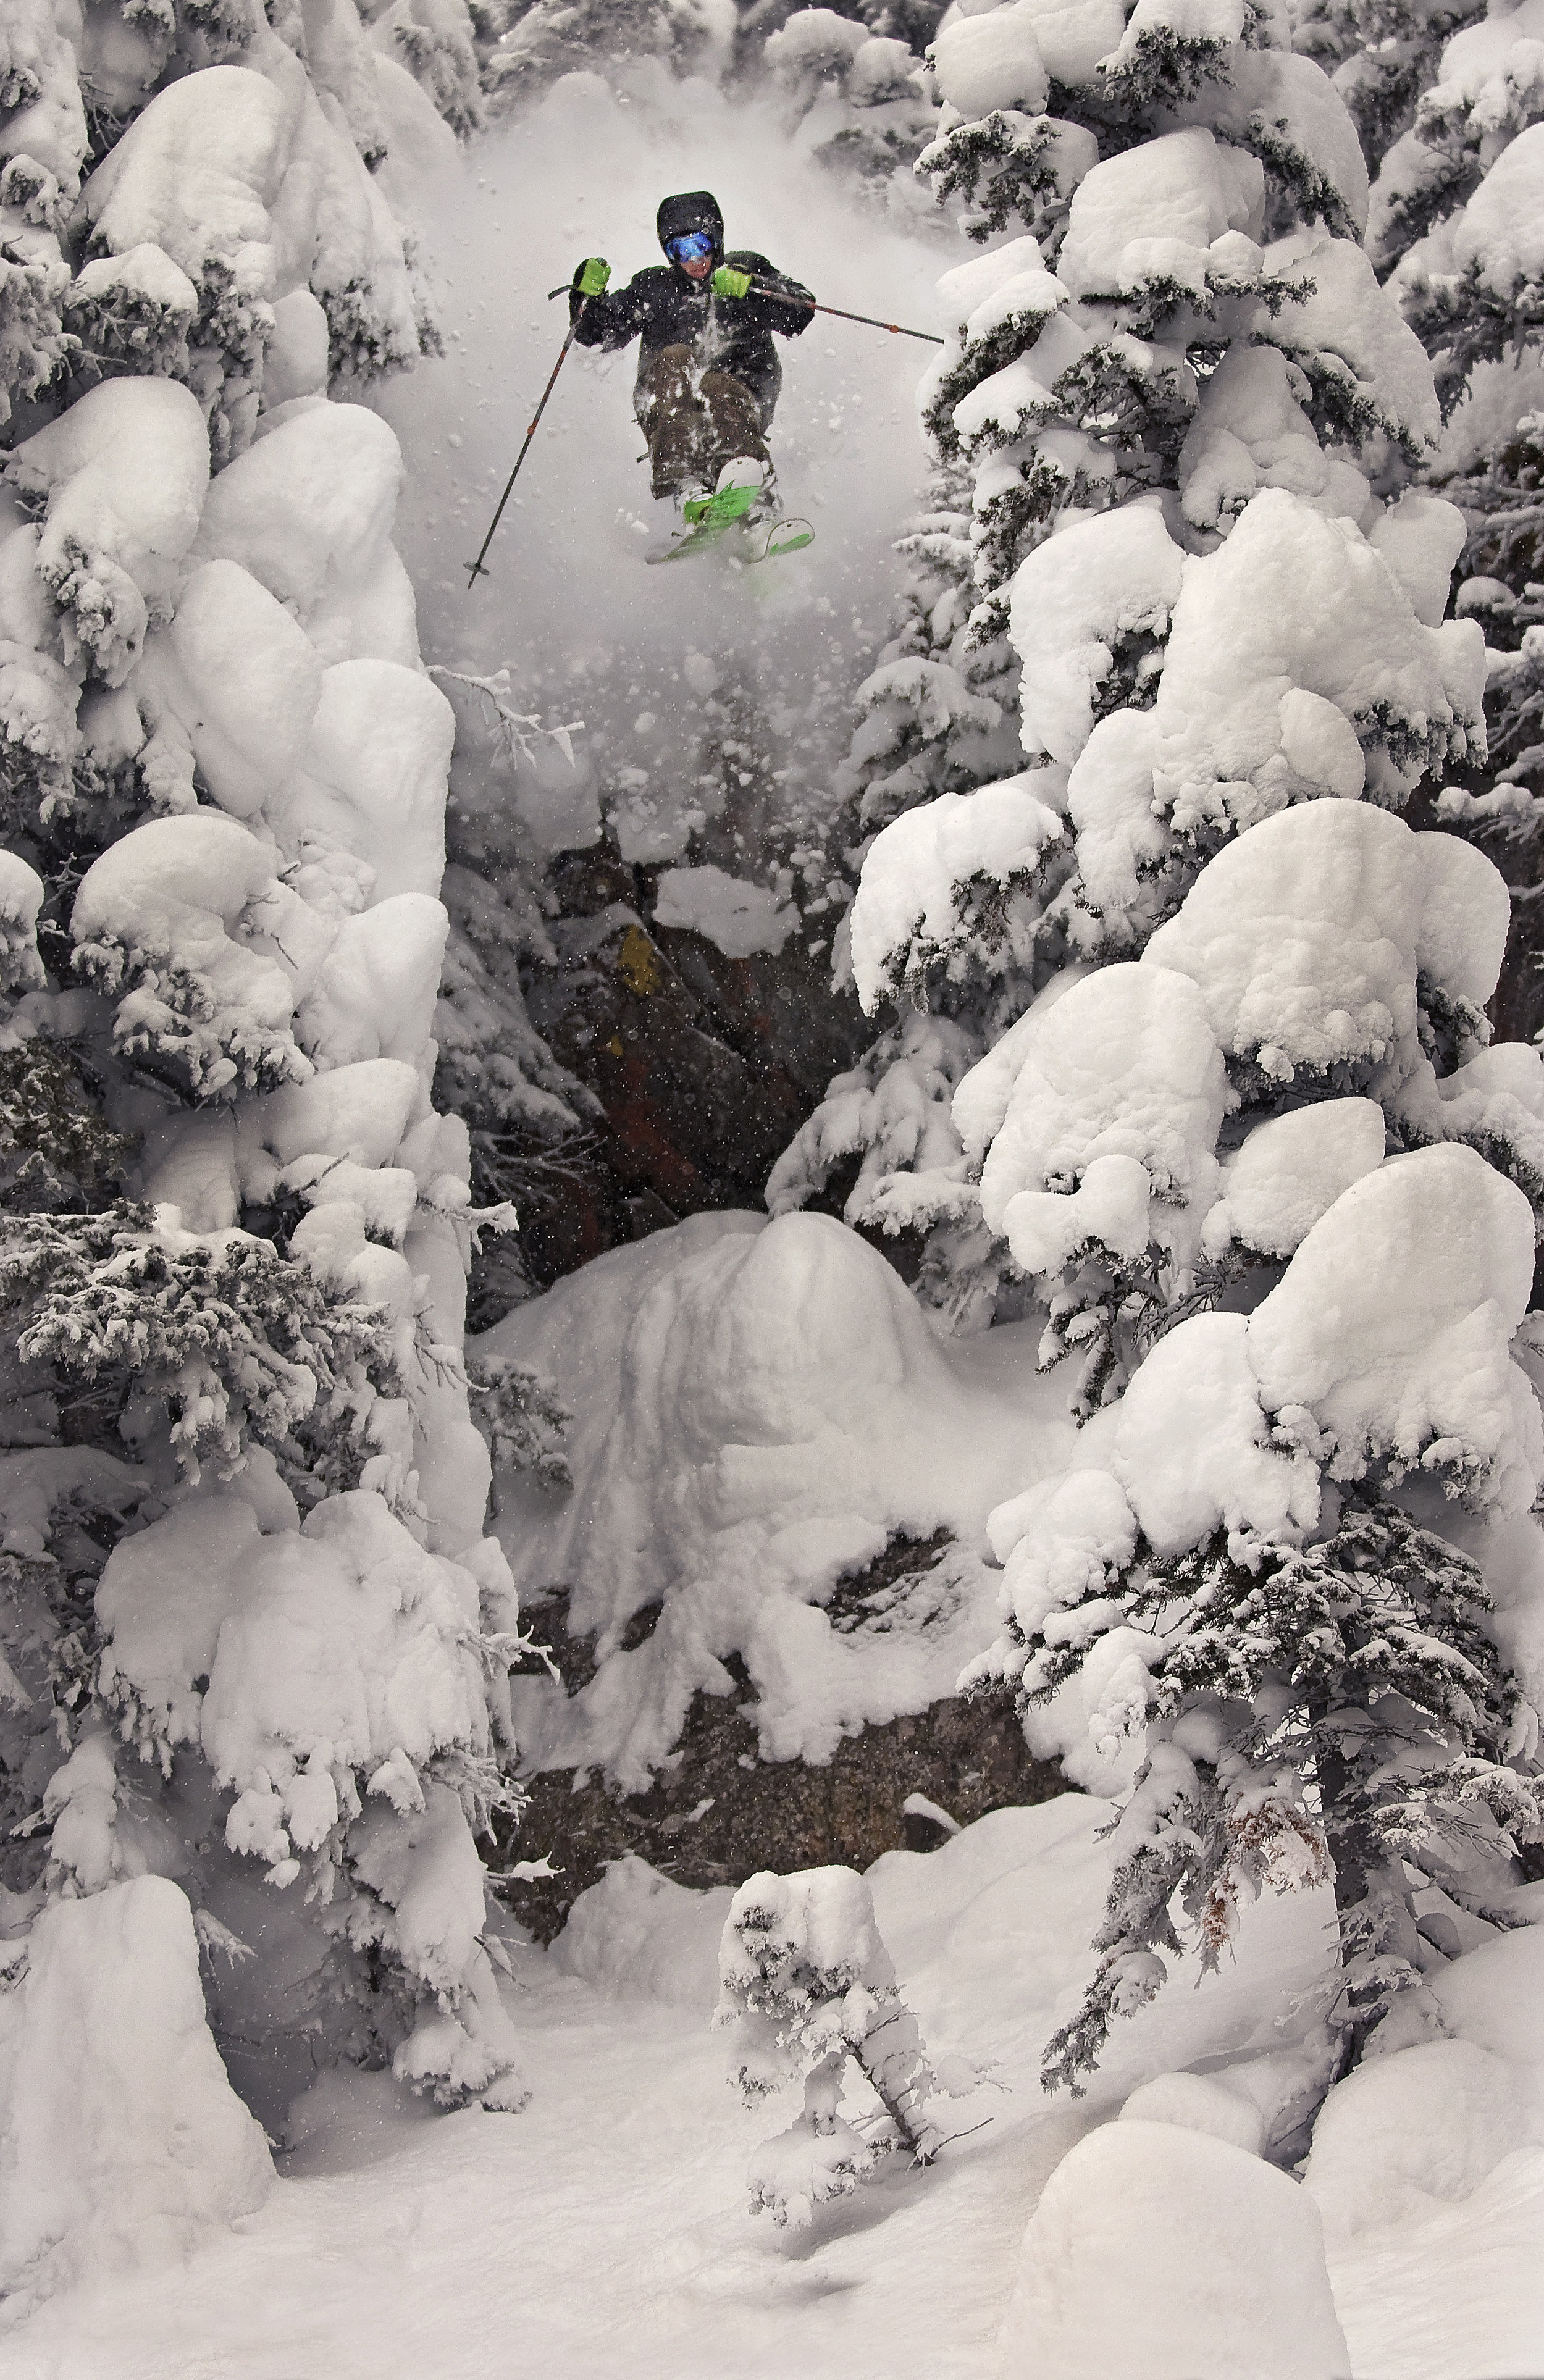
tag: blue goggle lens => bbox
[666,232,715,263]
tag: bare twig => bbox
[429,666,585,769]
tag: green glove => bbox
[711,266,752,299]
[576,257,610,296]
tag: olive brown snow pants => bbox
[634,344,771,501]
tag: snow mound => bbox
[485,1212,1075,1786]
[1416,1922,1544,2067]
[1306,1930,1544,2242]
[552,1856,733,2013]
[0,1875,271,2313]
[653,863,797,959]
[1002,2118,1350,2378]
[1118,2068,1269,2156]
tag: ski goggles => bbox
[665,231,716,265]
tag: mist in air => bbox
[380,62,956,873]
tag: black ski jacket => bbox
[569,251,815,423]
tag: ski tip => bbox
[644,509,813,568]
[753,519,815,563]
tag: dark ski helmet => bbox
[657,190,724,266]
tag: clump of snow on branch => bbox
[849,771,1065,1012]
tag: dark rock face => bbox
[506,854,870,1289]
[490,1537,1070,1942]
[463,855,1070,1927]
[495,1681,1067,1942]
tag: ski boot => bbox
[681,455,770,524]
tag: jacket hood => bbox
[657,190,724,262]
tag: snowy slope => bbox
[14,1801,1542,2378]
[8,1796,1349,2380]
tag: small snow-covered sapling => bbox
[714,1864,944,2229]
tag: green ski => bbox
[682,483,757,527]
[646,484,814,567]
[754,517,813,561]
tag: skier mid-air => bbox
[466,189,937,584]
[571,189,815,557]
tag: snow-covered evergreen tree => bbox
[767,463,1031,1330]
[949,762,1544,2093]
[758,5,942,211]
[367,0,509,140]
[787,0,1544,2095]
[0,0,542,2129]
[716,1863,946,2224]
[772,0,1476,1333]
[1367,0,1544,291]
[1420,426,1544,1041]
[1361,7,1544,1031]
[483,0,737,107]
[1291,0,1482,178]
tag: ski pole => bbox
[466,298,589,588]
[747,283,943,346]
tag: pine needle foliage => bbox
[0,1204,400,1480]
[1033,1493,1540,2092]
